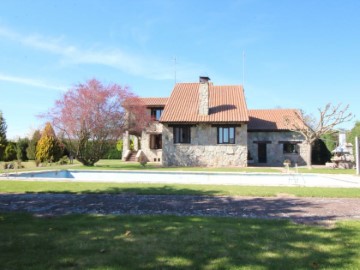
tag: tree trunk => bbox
[306,143,312,169]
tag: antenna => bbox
[242,51,245,88]
[173,56,177,85]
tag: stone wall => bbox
[140,122,163,163]
[247,131,309,166]
[198,82,209,115]
[162,124,248,167]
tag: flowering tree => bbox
[45,79,149,166]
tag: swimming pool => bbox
[2,169,360,188]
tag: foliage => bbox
[1,213,360,269]
[312,138,332,165]
[36,123,62,163]
[44,79,150,166]
[26,130,41,160]
[104,147,122,159]
[4,142,17,161]
[348,121,360,153]
[285,103,354,168]
[16,137,29,161]
[0,111,7,161]
[58,155,70,165]
[129,138,135,151]
[321,132,338,153]
[116,139,123,152]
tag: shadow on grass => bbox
[0,190,353,225]
[0,213,359,269]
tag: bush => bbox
[36,123,62,163]
[58,156,70,165]
[4,143,17,161]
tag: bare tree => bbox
[284,103,354,168]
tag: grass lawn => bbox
[1,159,357,174]
[1,213,359,269]
[2,180,360,198]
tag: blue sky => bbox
[0,0,359,139]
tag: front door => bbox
[258,143,267,163]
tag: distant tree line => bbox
[0,113,123,166]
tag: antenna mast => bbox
[242,51,245,88]
[174,57,177,85]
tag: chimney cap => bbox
[199,76,210,83]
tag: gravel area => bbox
[1,193,360,225]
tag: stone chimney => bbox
[198,76,210,115]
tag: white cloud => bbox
[0,25,202,81]
[0,73,67,91]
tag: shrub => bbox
[16,138,29,161]
[58,156,70,165]
[26,130,41,160]
[36,123,62,163]
[4,143,17,161]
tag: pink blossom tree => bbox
[45,79,149,166]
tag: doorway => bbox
[258,143,267,163]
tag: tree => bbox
[0,111,7,161]
[16,137,29,161]
[321,132,338,153]
[26,130,41,160]
[348,121,360,153]
[44,79,149,166]
[36,122,62,163]
[284,103,353,168]
[4,142,16,161]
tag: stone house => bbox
[123,77,310,167]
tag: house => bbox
[123,76,310,167]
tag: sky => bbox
[0,0,359,140]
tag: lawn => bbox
[0,213,359,270]
[2,180,360,198]
[1,159,356,174]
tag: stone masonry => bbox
[247,131,309,166]
[140,122,163,163]
[162,124,248,167]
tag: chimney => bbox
[198,76,210,115]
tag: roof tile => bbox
[160,83,249,123]
[248,109,302,130]
[140,97,168,106]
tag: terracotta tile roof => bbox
[160,83,249,123]
[140,97,168,107]
[248,109,303,131]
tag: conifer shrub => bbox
[36,123,62,163]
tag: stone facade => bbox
[140,122,163,163]
[198,82,209,115]
[247,131,309,166]
[162,124,248,167]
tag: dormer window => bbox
[151,108,163,121]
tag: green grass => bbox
[297,167,356,175]
[1,213,359,269]
[2,159,357,174]
[2,180,360,198]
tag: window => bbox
[173,126,191,143]
[283,143,299,154]
[217,127,235,144]
[150,108,163,121]
[150,134,162,149]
